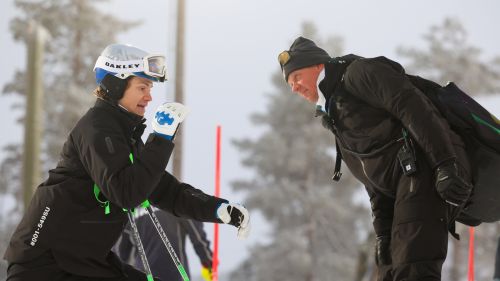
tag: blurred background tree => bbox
[397,17,500,95]
[0,0,136,277]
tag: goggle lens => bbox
[278,51,290,67]
[146,56,166,77]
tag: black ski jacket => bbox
[4,99,226,277]
[320,55,470,237]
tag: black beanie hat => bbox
[278,36,331,82]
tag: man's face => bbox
[287,64,322,103]
[119,77,153,116]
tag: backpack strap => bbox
[319,111,343,181]
[332,141,343,181]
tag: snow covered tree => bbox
[230,23,371,281]
[397,17,500,96]
[0,0,136,276]
[397,17,500,281]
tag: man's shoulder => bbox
[346,56,403,77]
[347,55,394,68]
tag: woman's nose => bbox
[145,90,152,101]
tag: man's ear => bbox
[315,64,325,71]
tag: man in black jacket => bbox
[4,43,250,281]
[278,37,473,281]
[115,208,214,281]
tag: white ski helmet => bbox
[94,43,167,84]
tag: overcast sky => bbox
[1,0,500,279]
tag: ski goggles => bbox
[94,54,167,81]
[278,50,291,68]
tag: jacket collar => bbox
[94,98,146,138]
[318,54,362,113]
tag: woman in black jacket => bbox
[4,44,250,281]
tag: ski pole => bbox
[143,203,190,281]
[468,227,475,281]
[127,211,155,281]
[212,125,221,281]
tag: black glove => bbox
[216,203,250,239]
[375,236,391,266]
[435,160,472,207]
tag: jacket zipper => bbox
[333,123,399,194]
[359,158,388,192]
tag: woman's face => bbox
[118,77,153,116]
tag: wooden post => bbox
[22,22,46,210]
[172,0,185,179]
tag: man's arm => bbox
[181,219,213,268]
[344,57,457,168]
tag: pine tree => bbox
[397,17,500,95]
[230,23,371,281]
[397,17,500,281]
[0,0,137,276]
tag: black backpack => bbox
[408,75,500,223]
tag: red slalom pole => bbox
[212,125,221,281]
[468,227,475,281]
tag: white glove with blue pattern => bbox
[151,102,190,140]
